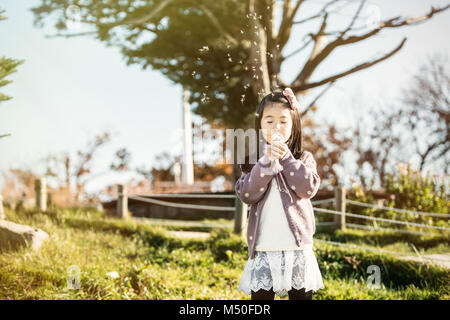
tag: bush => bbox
[345,161,449,230]
[208,229,247,262]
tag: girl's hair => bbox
[240,90,304,174]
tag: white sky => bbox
[0,0,449,194]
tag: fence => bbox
[10,179,447,237]
[114,184,450,237]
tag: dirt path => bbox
[165,230,211,240]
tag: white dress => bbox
[238,178,324,298]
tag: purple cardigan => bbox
[234,149,321,259]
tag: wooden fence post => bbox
[47,192,53,209]
[334,186,346,230]
[0,194,5,219]
[117,184,128,219]
[35,178,47,212]
[234,197,248,238]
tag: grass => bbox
[0,206,449,300]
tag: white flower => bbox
[106,271,119,279]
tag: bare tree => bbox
[352,105,401,190]
[43,131,114,205]
[399,52,450,173]
[344,53,449,190]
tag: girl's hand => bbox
[265,141,289,160]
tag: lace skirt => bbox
[237,247,324,298]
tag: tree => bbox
[0,8,25,139]
[30,0,450,182]
[351,102,401,191]
[343,53,449,191]
[399,53,449,173]
[42,131,116,205]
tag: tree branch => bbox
[194,2,238,46]
[277,0,305,50]
[302,81,335,116]
[291,4,450,90]
[283,37,312,60]
[44,31,98,39]
[293,37,407,91]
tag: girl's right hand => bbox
[265,142,287,161]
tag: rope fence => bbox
[345,223,437,236]
[347,199,450,218]
[313,207,450,231]
[128,194,235,212]
[112,184,449,237]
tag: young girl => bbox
[235,88,324,300]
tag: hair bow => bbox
[282,87,299,111]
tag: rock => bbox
[0,220,49,252]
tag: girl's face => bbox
[260,104,293,144]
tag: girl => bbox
[235,88,324,300]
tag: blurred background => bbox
[0,0,449,300]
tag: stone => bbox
[0,219,49,252]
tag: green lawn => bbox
[0,206,448,299]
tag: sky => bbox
[0,0,449,196]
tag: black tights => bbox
[251,287,313,300]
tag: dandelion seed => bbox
[201,93,210,104]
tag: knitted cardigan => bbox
[234,149,321,259]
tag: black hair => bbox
[240,90,304,174]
